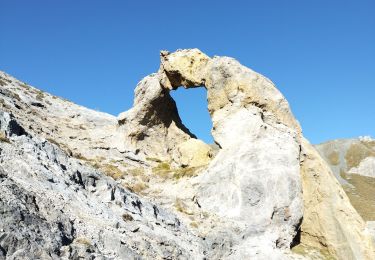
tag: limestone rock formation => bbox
[1,49,374,259]
[118,49,304,258]
[116,49,375,259]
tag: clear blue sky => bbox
[1,0,374,144]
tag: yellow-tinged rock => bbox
[300,138,375,260]
[173,138,212,168]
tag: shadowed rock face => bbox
[0,49,374,259]
[117,74,200,164]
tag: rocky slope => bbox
[0,49,374,259]
[316,137,375,221]
[0,111,204,259]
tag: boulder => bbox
[172,138,213,168]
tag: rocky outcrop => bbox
[1,49,374,259]
[0,71,135,167]
[119,49,304,258]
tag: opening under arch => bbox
[170,86,214,144]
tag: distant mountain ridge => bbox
[315,137,375,221]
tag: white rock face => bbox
[196,102,303,253]
[197,127,302,251]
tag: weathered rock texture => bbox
[0,110,206,259]
[0,49,374,259]
[119,49,304,258]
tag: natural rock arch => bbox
[118,49,374,259]
[118,49,304,256]
[118,49,299,166]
